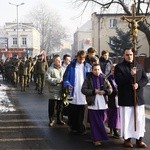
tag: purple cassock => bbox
[107,74,120,129]
[88,109,109,141]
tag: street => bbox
[0,79,150,150]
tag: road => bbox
[0,80,150,150]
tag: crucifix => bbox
[121,3,146,131]
[121,4,145,45]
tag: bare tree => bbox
[73,0,150,56]
[26,2,67,55]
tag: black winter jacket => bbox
[114,60,148,106]
[81,72,112,106]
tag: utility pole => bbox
[9,2,25,51]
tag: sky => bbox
[0,0,93,39]
[0,0,135,40]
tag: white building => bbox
[60,39,72,58]
[73,20,92,58]
[0,22,40,58]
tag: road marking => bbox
[0,126,49,129]
[0,119,47,122]
[0,138,44,142]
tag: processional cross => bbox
[121,3,146,131]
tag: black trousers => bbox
[48,99,63,122]
[68,103,86,133]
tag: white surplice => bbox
[70,63,87,105]
[88,94,108,110]
[120,105,145,140]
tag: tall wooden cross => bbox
[121,3,145,46]
[121,3,146,131]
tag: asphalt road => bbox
[0,80,150,150]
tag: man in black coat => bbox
[114,48,148,148]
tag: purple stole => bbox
[91,74,104,90]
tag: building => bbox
[60,39,72,58]
[0,22,40,59]
[91,12,150,57]
[73,20,92,58]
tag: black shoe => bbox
[113,129,120,139]
[77,130,87,135]
[109,128,113,136]
[57,120,65,125]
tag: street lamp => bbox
[9,2,25,51]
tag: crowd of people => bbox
[0,54,48,93]
[0,47,148,148]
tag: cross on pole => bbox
[121,3,146,131]
[121,3,145,46]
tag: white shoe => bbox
[49,120,55,127]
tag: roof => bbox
[77,20,92,32]
[4,22,35,30]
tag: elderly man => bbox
[45,54,66,126]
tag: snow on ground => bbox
[0,84,16,113]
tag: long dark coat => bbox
[114,60,148,106]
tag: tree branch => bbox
[145,2,150,15]
[79,1,90,17]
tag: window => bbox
[110,19,117,28]
[13,38,17,45]
[22,37,27,45]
